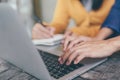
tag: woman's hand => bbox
[59,40,117,65]
[63,35,93,51]
[32,23,55,39]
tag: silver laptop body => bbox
[0,3,107,80]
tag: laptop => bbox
[0,3,107,80]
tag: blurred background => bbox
[0,0,57,37]
[0,0,75,37]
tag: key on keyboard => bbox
[38,50,84,79]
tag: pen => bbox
[34,16,53,37]
[34,16,45,27]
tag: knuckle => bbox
[63,54,68,60]
[74,50,79,54]
[71,41,75,45]
[69,53,77,60]
[81,52,88,57]
[68,56,72,62]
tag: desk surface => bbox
[0,52,120,80]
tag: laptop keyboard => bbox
[38,50,84,79]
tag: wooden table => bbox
[0,52,120,80]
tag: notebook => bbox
[32,34,64,46]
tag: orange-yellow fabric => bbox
[50,0,115,37]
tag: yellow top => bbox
[49,0,115,37]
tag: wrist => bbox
[108,37,120,51]
[93,36,104,41]
[93,28,113,40]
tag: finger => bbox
[74,42,86,48]
[35,35,45,39]
[58,57,63,64]
[64,31,70,37]
[67,43,87,58]
[63,36,75,51]
[37,24,52,36]
[33,27,52,39]
[46,27,55,36]
[74,54,85,64]
[66,49,82,65]
[59,50,71,64]
[42,33,53,38]
[33,33,45,39]
[68,45,81,55]
[67,38,83,50]
[64,30,72,37]
[67,36,93,49]
[50,27,55,34]
[63,36,71,51]
[33,23,49,36]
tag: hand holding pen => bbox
[32,16,55,39]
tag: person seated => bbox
[32,0,114,39]
[59,0,120,65]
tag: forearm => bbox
[109,36,120,51]
[94,27,113,40]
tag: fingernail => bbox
[74,60,78,64]
[58,58,61,61]
[66,60,70,65]
[60,60,63,64]
[59,58,64,64]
